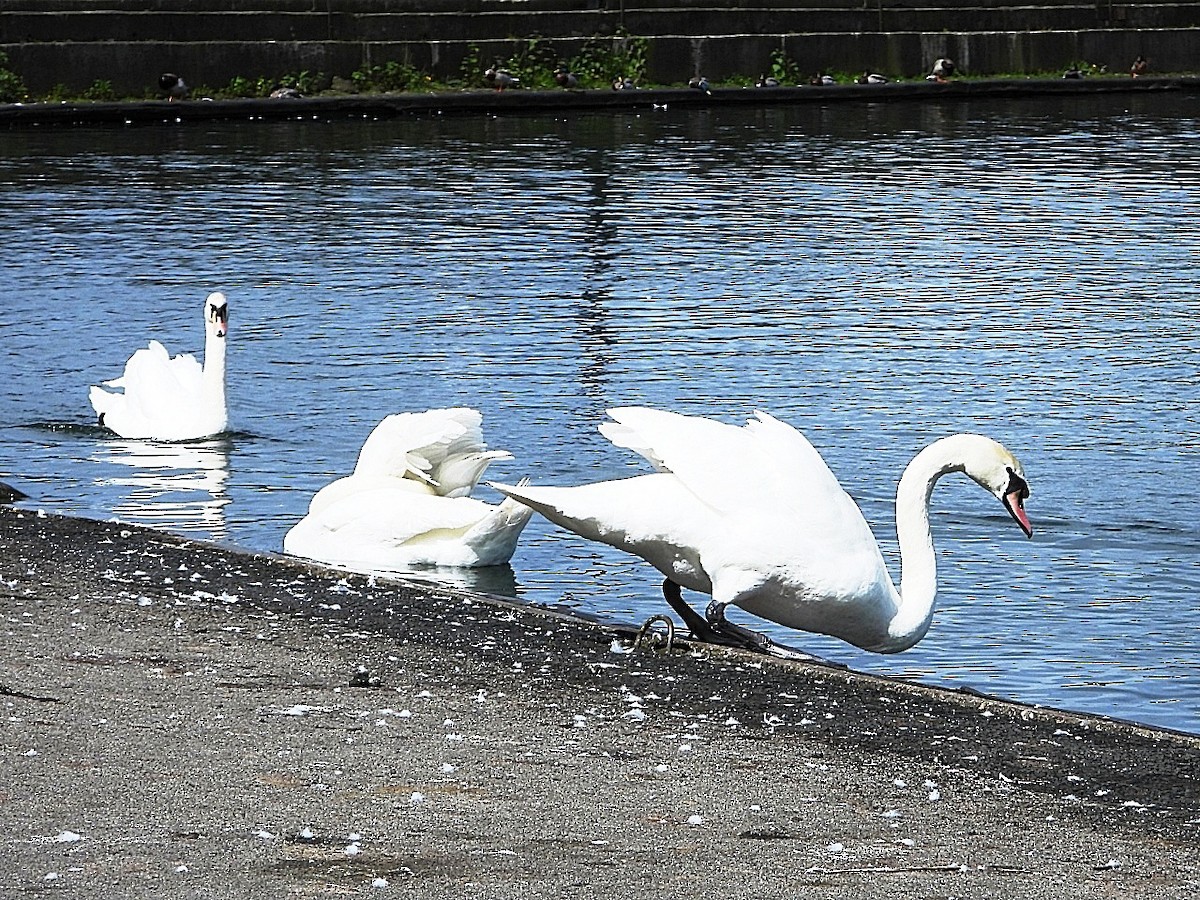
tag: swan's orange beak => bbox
[1003,489,1032,537]
[1001,468,1032,537]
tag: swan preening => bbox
[493,407,1032,656]
[284,408,533,570]
[89,292,229,442]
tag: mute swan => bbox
[284,408,534,569]
[89,292,229,442]
[492,407,1032,656]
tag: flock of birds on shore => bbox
[74,292,1035,658]
[156,52,1153,103]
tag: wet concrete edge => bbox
[1,76,1198,127]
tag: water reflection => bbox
[92,438,231,539]
[384,563,520,598]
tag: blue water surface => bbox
[2,92,1197,733]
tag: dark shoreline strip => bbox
[2,76,1196,127]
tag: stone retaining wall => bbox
[1,1,1196,93]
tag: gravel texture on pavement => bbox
[1,506,1197,898]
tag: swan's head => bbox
[205,292,228,339]
[959,436,1032,538]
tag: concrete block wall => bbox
[1,1,1197,94]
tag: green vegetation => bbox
[80,80,117,101]
[350,61,428,94]
[765,48,806,86]
[0,52,28,103]
[570,32,650,86]
[466,31,649,90]
[201,70,331,99]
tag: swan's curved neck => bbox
[203,329,227,392]
[886,439,967,651]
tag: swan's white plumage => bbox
[89,292,229,441]
[493,407,1031,653]
[284,409,533,569]
[351,408,512,497]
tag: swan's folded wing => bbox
[432,450,513,498]
[302,490,499,547]
[119,342,205,419]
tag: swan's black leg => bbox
[661,579,721,641]
[663,579,768,650]
[657,580,818,661]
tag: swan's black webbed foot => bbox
[705,599,828,662]
[703,600,779,652]
[660,579,822,662]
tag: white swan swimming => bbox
[492,407,1032,655]
[284,408,534,569]
[89,292,229,441]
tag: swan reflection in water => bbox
[92,437,231,540]
[332,560,521,598]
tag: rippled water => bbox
[3,93,1198,733]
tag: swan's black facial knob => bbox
[209,302,228,337]
[1005,466,1030,501]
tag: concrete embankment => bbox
[2,0,1199,95]
[1,74,1197,127]
[1,506,1197,896]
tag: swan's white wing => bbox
[353,408,513,496]
[125,342,204,396]
[604,407,849,517]
[598,421,669,471]
[601,407,886,602]
[492,474,716,593]
[91,341,207,436]
[431,450,513,498]
[354,409,473,478]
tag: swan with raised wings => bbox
[284,408,533,569]
[492,407,1032,655]
[89,292,229,442]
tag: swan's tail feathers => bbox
[462,484,536,566]
[488,479,602,541]
[89,384,119,420]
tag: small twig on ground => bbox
[0,684,62,702]
[807,864,965,875]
